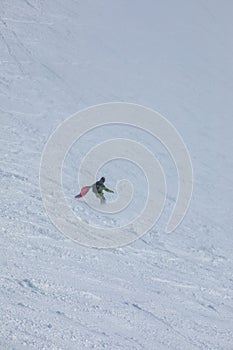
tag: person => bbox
[92,177,114,203]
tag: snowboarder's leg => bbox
[100,195,106,204]
[95,191,105,204]
[94,191,104,201]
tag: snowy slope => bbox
[1,0,233,349]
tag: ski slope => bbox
[1,0,233,349]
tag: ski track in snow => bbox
[1,0,233,349]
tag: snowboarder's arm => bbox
[104,186,114,193]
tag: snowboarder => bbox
[92,177,114,203]
[75,177,114,204]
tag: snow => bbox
[1,0,233,349]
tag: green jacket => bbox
[92,180,113,195]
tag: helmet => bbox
[100,177,105,183]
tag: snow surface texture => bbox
[1,0,233,349]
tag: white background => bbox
[1,1,233,349]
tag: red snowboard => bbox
[75,185,92,198]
